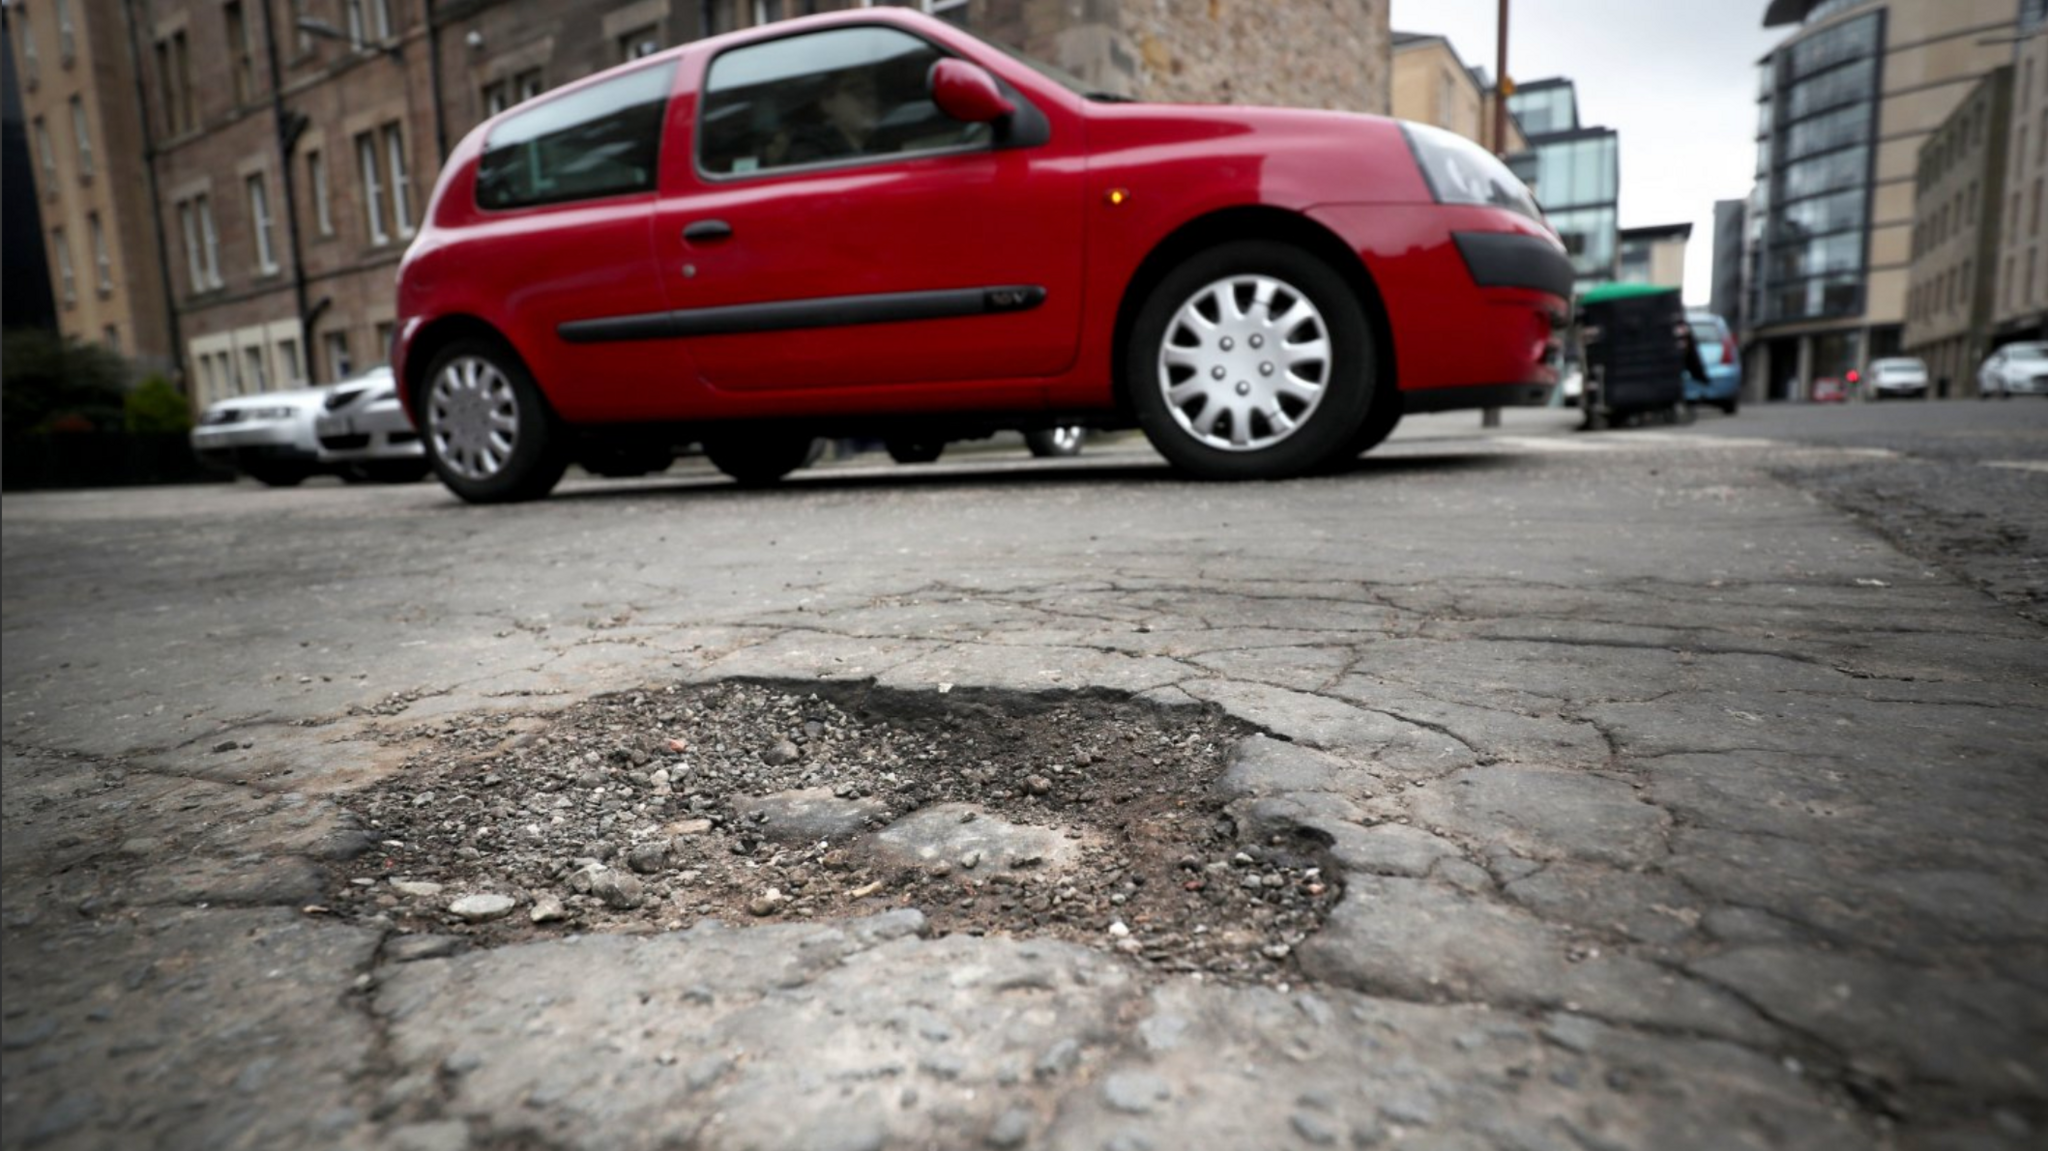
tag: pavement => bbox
[3,403,2045,1150]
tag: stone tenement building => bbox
[5,0,1389,407]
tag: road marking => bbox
[1984,459,2048,473]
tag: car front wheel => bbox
[419,339,568,503]
[1128,242,1374,479]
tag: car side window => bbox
[477,62,676,210]
[699,26,989,177]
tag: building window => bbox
[345,0,367,48]
[225,2,257,104]
[374,320,396,364]
[619,25,661,60]
[88,212,112,293]
[104,325,120,351]
[243,345,270,394]
[2035,178,2044,238]
[385,124,414,236]
[325,330,352,380]
[483,69,545,116]
[248,173,279,272]
[157,31,196,135]
[55,0,75,62]
[308,149,333,235]
[69,96,93,178]
[53,228,75,304]
[19,10,38,85]
[373,0,394,39]
[31,118,56,187]
[178,193,224,291]
[357,131,388,244]
[2030,249,2039,305]
[277,337,305,386]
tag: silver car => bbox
[190,385,334,487]
[1977,342,2048,398]
[314,367,431,483]
[1867,357,1929,400]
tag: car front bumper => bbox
[315,400,425,463]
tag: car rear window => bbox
[477,62,676,210]
[2007,344,2048,360]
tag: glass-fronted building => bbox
[1506,79,1619,289]
[1744,0,2024,401]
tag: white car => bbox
[314,368,431,483]
[1867,357,1929,400]
[1977,342,2048,398]
[190,385,334,487]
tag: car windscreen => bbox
[2006,344,2048,360]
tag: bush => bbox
[124,376,193,433]
[1,330,131,433]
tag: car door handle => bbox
[682,220,733,243]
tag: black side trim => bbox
[1452,232,1575,300]
[1402,382,1555,413]
[558,286,1046,344]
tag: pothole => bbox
[329,681,1342,984]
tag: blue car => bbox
[1684,311,1742,415]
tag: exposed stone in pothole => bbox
[331,681,1342,985]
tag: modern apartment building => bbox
[1744,0,2022,401]
[1990,12,2048,344]
[6,0,175,373]
[1902,67,2009,393]
[7,0,1391,411]
[1710,197,1746,329]
[1616,222,1690,289]
[1505,78,1618,289]
[1389,30,1525,154]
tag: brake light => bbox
[1720,334,1737,366]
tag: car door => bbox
[655,23,1084,393]
[472,59,684,423]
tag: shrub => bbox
[124,376,193,433]
[1,330,131,433]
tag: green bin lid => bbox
[1576,282,1681,305]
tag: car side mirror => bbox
[929,58,1014,124]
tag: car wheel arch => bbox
[1110,206,1396,417]
[403,315,535,416]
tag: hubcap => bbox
[1156,274,1330,451]
[1048,426,1084,452]
[427,356,519,481]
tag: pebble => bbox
[530,896,568,923]
[448,894,515,922]
[961,850,983,870]
[762,740,801,766]
[592,870,646,910]
[987,1107,1034,1148]
[1025,775,1052,796]
[748,889,785,917]
[391,880,444,898]
[626,842,670,874]
[1102,1071,1171,1114]
[1289,1111,1340,1146]
[1108,920,1131,938]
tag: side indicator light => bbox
[1105,188,1129,206]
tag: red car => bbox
[395,9,1567,502]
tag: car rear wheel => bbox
[1129,242,1374,479]
[1024,426,1086,457]
[419,339,568,503]
[705,430,817,486]
[1720,395,1739,416]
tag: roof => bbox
[1763,0,1875,28]
[1390,31,1445,49]
[1620,222,1695,243]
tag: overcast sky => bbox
[1390,0,1786,307]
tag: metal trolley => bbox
[1574,283,1700,430]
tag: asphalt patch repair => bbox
[332,681,1342,984]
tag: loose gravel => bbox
[332,682,1342,985]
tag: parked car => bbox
[393,9,1568,503]
[1683,311,1742,415]
[1811,377,1847,403]
[314,367,433,483]
[190,386,335,487]
[1867,357,1929,400]
[1977,342,2048,397]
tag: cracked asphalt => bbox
[3,403,2044,1151]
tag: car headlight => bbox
[244,406,300,421]
[1400,122,1543,224]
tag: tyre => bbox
[1024,426,1086,458]
[1344,387,1405,458]
[418,337,569,503]
[886,440,945,464]
[1720,395,1739,416]
[705,429,817,485]
[247,463,310,488]
[1128,241,1375,479]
